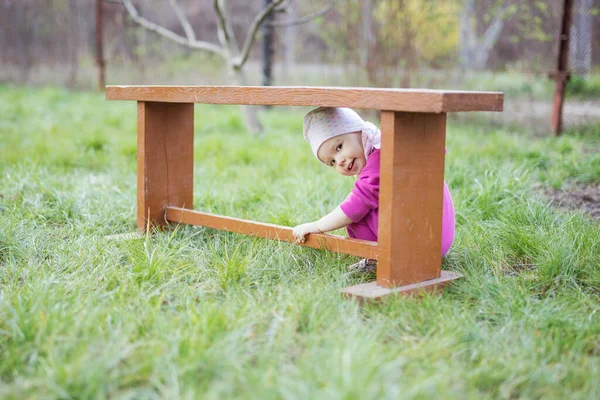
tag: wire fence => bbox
[0,0,598,134]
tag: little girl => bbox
[292,107,455,265]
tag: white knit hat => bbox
[303,107,366,159]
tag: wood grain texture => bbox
[377,111,446,288]
[138,102,194,231]
[107,85,503,113]
[340,270,462,303]
[166,207,379,259]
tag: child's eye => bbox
[330,160,335,166]
[336,144,342,151]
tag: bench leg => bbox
[377,111,446,287]
[137,101,194,231]
[341,111,461,301]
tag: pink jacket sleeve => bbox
[340,150,380,222]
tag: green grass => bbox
[1,85,599,399]
[566,73,600,100]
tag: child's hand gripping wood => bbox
[292,206,353,243]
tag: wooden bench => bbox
[106,85,503,302]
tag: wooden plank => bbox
[165,207,379,259]
[341,270,462,304]
[377,111,446,288]
[138,102,194,231]
[107,85,503,113]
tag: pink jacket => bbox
[339,149,455,256]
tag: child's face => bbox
[317,132,365,176]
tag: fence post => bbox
[551,0,574,136]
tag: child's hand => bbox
[292,222,321,243]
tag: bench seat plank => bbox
[106,85,503,113]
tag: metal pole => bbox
[550,0,574,136]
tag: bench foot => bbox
[340,270,462,304]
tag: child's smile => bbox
[317,131,366,176]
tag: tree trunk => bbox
[14,3,33,83]
[68,0,80,88]
[231,66,263,135]
[400,0,415,88]
[459,0,504,70]
[262,0,274,87]
[459,0,475,70]
[359,0,372,69]
[282,2,296,80]
[96,0,105,90]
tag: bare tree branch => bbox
[482,6,508,52]
[269,0,336,28]
[214,0,232,52]
[273,0,293,12]
[168,0,196,43]
[216,0,241,55]
[120,0,224,56]
[108,0,285,134]
[112,0,302,75]
[232,0,285,69]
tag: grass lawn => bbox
[1,85,599,399]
